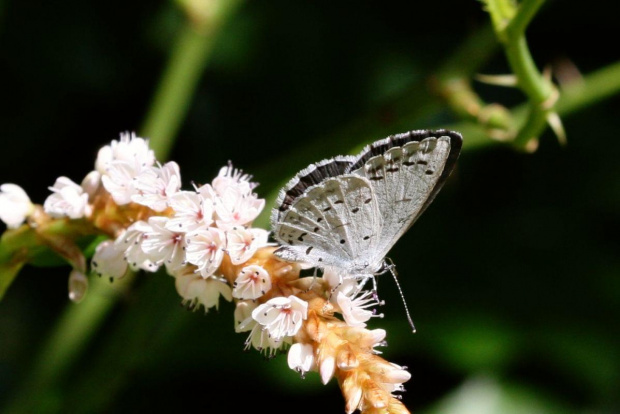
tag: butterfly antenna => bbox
[385,258,417,333]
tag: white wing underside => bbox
[273,135,454,274]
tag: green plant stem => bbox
[3,3,242,412]
[486,0,555,149]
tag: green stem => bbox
[3,2,242,412]
[485,0,555,148]
[506,0,545,37]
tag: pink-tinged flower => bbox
[91,240,128,280]
[101,161,139,205]
[68,269,88,303]
[232,264,272,300]
[288,343,315,375]
[235,300,290,356]
[252,295,308,341]
[226,227,269,265]
[211,186,265,230]
[0,184,33,229]
[44,177,90,219]
[95,132,155,175]
[184,226,226,278]
[166,190,213,232]
[115,221,159,272]
[132,161,182,212]
[99,132,156,205]
[141,216,186,273]
[211,163,256,196]
[336,290,383,328]
[174,266,232,312]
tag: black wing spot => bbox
[297,232,307,242]
[352,207,360,213]
[313,227,320,232]
[323,206,331,212]
[306,246,313,255]
[340,239,346,244]
[403,161,415,166]
[334,199,344,204]
[317,217,323,222]
[417,160,428,165]
[425,169,434,175]
[364,198,372,204]
[363,236,370,240]
[386,167,399,172]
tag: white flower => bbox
[115,221,159,272]
[101,161,138,205]
[141,216,186,273]
[80,171,101,199]
[252,295,308,341]
[44,177,90,219]
[336,290,383,328]
[184,226,226,278]
[225,227,269,265]
[96,131,155,174]
[99,132,156,205]
[91,240,128,280]
[166,190,213,232]
[0,184,33,229]
[211,185,265,230]
[132,161,182,212]
[235,300,290,356]
[287,343,315,375]
[68,269,88,303]
[211,163,256,196]
[232,264,272,300]
[174,267,232,312]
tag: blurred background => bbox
[0,0,619,413]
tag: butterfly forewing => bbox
[274,175,383,272]
[347,132,461,262]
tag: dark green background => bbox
[0,1,618,413]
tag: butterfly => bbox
[270,129,462,298]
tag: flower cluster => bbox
[0,132,411,414]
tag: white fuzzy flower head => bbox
[184,226,226,278]
[99,132,156,205]
[141,216,186,273]
[44,177,90,219]
[132,161,182,212]
[91,240,128,280]
[174,267,232,312]
[96,131,155,174]
[287,343,315,376]
[232,264,272,300]
[115,221,159,272]
[226,227,269,265]
[252,295,308,342]
[0,184,33,229]
[235,300,290,356]
[166,190,213,232]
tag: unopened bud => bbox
[68,269,88,303]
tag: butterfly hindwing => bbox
[273,174,383,272]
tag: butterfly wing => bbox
[273,174,383,273]
[346,130,462,261]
